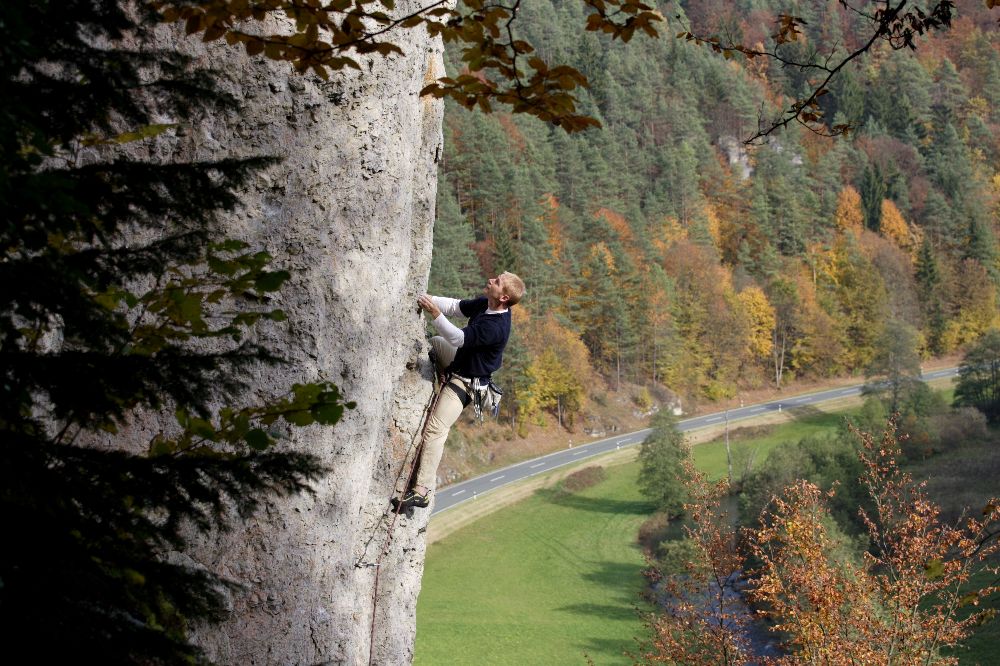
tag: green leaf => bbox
[112,123,179,144]
[285,410,315,427]
[189,417,217,441]
[312,403,344,424]
[245,428,270,451]
[254,270,290,292]
[149,436,173,457]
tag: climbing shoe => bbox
[391,489,430,511]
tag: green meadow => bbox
[415,458,655,665]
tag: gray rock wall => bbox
[136,12,445,665]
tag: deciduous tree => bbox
[862,320,923,414]
[643,420,1000,665]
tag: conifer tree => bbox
[429,180,482,297]
[1,4,350,661]
[637,411,691,517]
[860,162,886,232]
[915,238,947,355]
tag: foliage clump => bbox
[559,465,608,493]
[639,420,1000,665]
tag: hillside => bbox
[428,0,1000,491]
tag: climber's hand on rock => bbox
[417,294,441,319]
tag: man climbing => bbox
[394,272,526,510]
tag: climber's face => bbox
[485,273,510,308]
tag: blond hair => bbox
[500,272,526,306]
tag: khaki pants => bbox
[415,336,468,492]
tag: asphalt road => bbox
[430,367,959,515]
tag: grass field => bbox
[690,406,849,482]
[415,459,656,665]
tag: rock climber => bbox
[393,271,526,510]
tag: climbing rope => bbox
[365,370,447,666]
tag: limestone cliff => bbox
[137,12,445,665]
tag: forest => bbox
[429,0,1000,428]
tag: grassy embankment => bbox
[416,406,854,665]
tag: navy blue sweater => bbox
[448,297,511,379]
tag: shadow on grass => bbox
[557,602,638,623]
[579,636,641,663]
[535,488,656,515]
[579,560,648,595]
[556,560,649,624]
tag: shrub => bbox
[560,465,607,493]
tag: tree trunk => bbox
[134,11,446,664]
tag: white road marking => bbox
[791,397,808,403]
[530,463,545,469]
[571,450,586,456]
[451,490,466,497]
[490,475,504,482]
[619,438,635,444]
[749,406,765,413]
[706,416,722,423]
[839,389,855,395]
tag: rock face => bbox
[139,12,445,665]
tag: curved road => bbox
[430,367,958,515]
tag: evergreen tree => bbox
[860,162,886,232]
[964,217,998,283]
[1,4,349,660]
[492,222,520,276]
[429,180,482,297]
[915,238,946,354]
[637,411,691,517]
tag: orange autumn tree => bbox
[641,420,1000,665]
[879,199,920,253]
[834,186,865,236]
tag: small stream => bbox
[652,496,783,663]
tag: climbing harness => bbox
[470,377,503,422]
[439,374,503,422]
[363,369,447,666]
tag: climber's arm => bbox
[417,294,465,347]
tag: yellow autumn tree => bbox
[520,316,593,428]
[834,186,864,235]
[941,259,1000,351]
[652,215,688,259]
[704,202,723,253]
[736,285,775,362]
[879,198,918,252]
